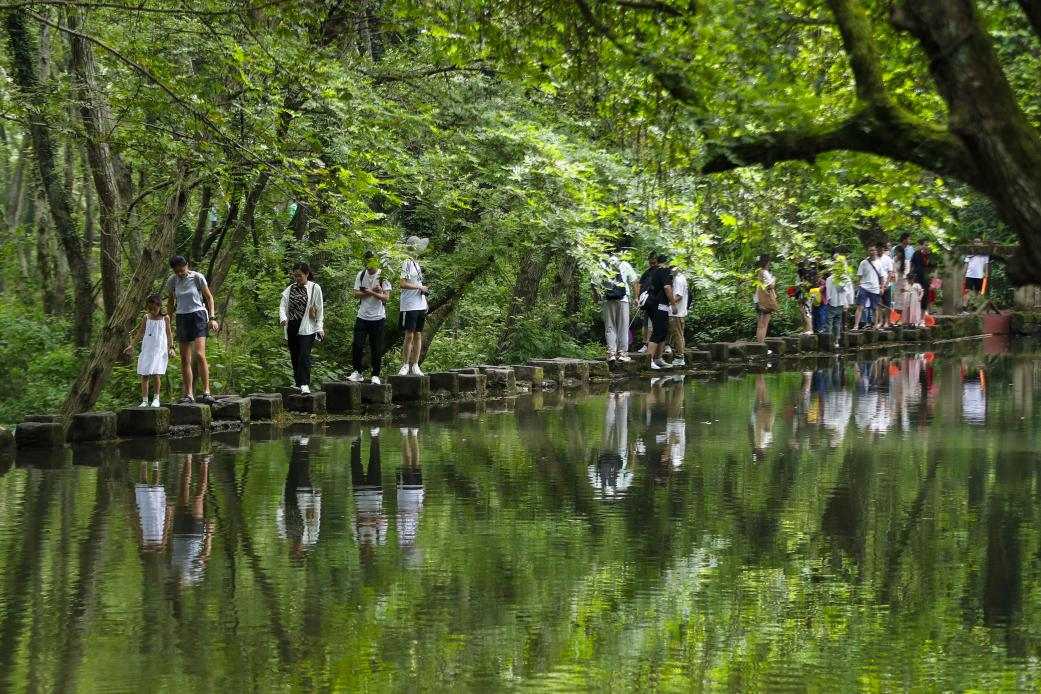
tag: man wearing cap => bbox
[348,251,392,384]
[399,236,430,376]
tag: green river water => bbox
[2,344,1041,691]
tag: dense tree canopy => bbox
[0,0,1035,420]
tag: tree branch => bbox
[825,0,889,103]
[701,104,979,185]
[0,0,289,15]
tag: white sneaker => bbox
[638,345,649,354]
[370,427,380,437]
[347,371,364,382]
[138,400,149,408]
[664,346,673,354]
[410,364,425,376]
[398,364,410,376]
[653,359,672,369]
[300,385,311,394]
[671,358,685,367]
[371,375,381,385]
[150,397,161,408]
[617,354,631,362]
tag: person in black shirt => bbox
[909,238,933,317]
[647,254,677,370]
[636,253,659,352]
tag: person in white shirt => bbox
[876,241,895,327]
[591,255,640,362]
[753,254,777,343]
[964,237,990,310]
[278,262,325,394]
[853,246,883,330]
[398,236,430,376]
[824,264,854,347]
[348,251,392,384]
[666,264,689,367]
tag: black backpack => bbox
[602,270,627,301]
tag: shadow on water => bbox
[5,343,1041,689]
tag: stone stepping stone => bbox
[388,375,431,402]
[478,366,517,394]
[274,386,301,406]
[25,413,65,424]
[211,398,251,423]
[456,373,487,397]
[288,392,327,415]
[117,407,170,437]
[527,360,566,384]
[429,372,460,396]
[321,382,362,413]
[510,365,544,385]
[360,383,393,407]
[15,421,65,448]
[168,403,212,427]
[246,393,284,420]
[67,411,117,443]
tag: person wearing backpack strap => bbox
[853,245,883,330]
[348,251,392,384]
[165,255,220,404]
[591,254,639,362]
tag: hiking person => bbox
[165,255,219,404]
[876,240,895,327]
[666,262,688,367]
[910,238,933,319]
[964,237,990,311]
[398,236,429,376]
[648,253,677,370]
[279,262,325,394]
[853,245,883,330]
[123,293,176,407]
[348,251,392,384]
[636,252,659,353]
[794,260,815,334]
[591,253,639,362]
[824,265,854,348]
[753,254,777,343]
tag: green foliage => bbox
[0,305,80,425]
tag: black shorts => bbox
[400,309,427,332]
[648,306,669,343]
[175,310,209,343]
[966,276,984,292]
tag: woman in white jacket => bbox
[279,262,325,393]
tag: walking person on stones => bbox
[963,238,990,311]
[910,238,934,323]
[853,245,883,330]
[398,236,429,376]
[636,252,660,353]
[592,252,639,362]
[279,262,325,394]
[666,261,688,367]
[124,293,176,407]
[824,264,854,348]
[753,254,777,343]
[648,253,677,370]
[876,240,895,327]
[165,256,220,404]
[348,251,392,384]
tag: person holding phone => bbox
[279,262,325,394]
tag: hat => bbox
[405,236,429,253]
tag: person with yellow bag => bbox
[754,254,778,342]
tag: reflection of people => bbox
[170,454,215,587]
[821,364,853,446]
[665,382,686,469]
[134,461,170,551]
[277,437,321,557]
[589,392,634,498]
[751,374,775,460]
[397,428,424,563]
[639,379,672,479]
[351,430,387,559]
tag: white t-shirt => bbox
[877,254,894,283]
[355,270,392,321]
[965,254,989,279]
[669,273,689,317]
[399,258,428,312]
[857,259,882,294]
[826,275,854,307]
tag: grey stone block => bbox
[429,372,460,396]
[211,398,251,422]
[559,361,590,382]
[288,392,327,414]
[0,428,13,454]
[734,341,768,358]
[248,394,284,419]
[360,383,393,406]
[16,422,66,448]
[726,343,747,359]
[457,373,487,397]
[684,350,711,365]
[511,365,544,384]
[783,336,803,352]
[321,382,362,413]
[274,386,301,406]
[481,367,517,394]
[846,331,866,347]
[764,338,787,355]
[389,375,431,402]
[117,407,170,437]
[25,413,65,424]
[67,411,117,443]
[168,403,212,427]
[706,342,730,362]
[585,360,610,380]
[528,359,566,383]
[799,333,818,351]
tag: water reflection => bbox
[5,348,1041,690]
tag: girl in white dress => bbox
[124,294,175,407]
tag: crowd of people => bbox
[592,235,990,360]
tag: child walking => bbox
[124,294,176,407]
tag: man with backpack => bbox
[592,254,639,362]
[348,251,392,384]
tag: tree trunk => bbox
[60,164,193,417]
[497,246,553,354]
[190,185,212,263]
[69,9,123,318]
[35,197,59,314]
[6,11,93,346]
[208,172,269,295]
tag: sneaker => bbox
[150,397,161,408]
[371,375,381,385]
[653,359,672,369]
[348,371,364,382]
[300,385,311,394]
[671,358,686,367]
[138,400,149,408]
[834,341,840,349]
[199,393,216,405]
[664,346,673,354]
[607,353,617,362]
[177,395,195,404]
[650,360,662,370]
[410,364,425,376]
[398,364,410,376]
[617,354,631,362]
[638,345,649,354]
